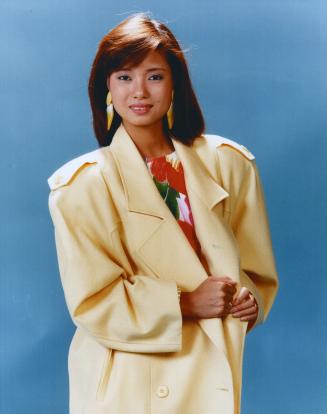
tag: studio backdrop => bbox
[1,1,326,413]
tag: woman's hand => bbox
[230,287,258,332]
[180,276,237,319]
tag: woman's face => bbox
[107,50,173,131]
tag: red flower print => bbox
[166,162,187,194]
[149,157,168,182]
[149,156,187,194]
[177,219,201,254]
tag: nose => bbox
[133,77,148,99]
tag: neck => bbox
[122,120,174,159]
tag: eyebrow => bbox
[118,66,168,72]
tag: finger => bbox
[221,283,238,294]
[231,304,258,318]
[232,287,250,305]
[234,287,249,301]
[225,294,237,305]
[240,313,258,322]
[211,279,237,295]
[231,296,255,313]
[224,299,234,311]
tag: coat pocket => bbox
[96,348,113,401]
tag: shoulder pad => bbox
[203,134,255,161]
[48,149,101,190]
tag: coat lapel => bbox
[172,138,241,282]
[109,124,166,219]
[108,124,242,353]
[109,124,208,290]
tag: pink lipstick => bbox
[129,105,152,115]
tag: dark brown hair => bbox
[88,12,205,147]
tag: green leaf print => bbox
[153,177,180,219]
[153,178,169,199]
[165,187,179,218]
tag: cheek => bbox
[110,89,127,110]
[108,79,124,101]
[154,85,172,106]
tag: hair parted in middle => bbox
[88,12,205,147]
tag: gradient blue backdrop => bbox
[1,1,326,413]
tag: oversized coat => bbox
[48,123,278,414]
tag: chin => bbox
[124,116,164,129]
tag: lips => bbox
[129,104,153,114]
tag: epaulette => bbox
[203,134,255,161]
[47,149,101,191]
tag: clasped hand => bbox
[180,276,258,330]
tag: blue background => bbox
[1,1,326,413]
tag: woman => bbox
[48,12,278,414]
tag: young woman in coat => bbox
[48,12,278,414]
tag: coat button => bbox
[156,385,169,398]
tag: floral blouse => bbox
[145,151,202,257]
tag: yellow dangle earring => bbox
[106,91,114,130]
[167,90,174,130]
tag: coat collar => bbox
[109,123,229,217]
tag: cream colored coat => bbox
[48,123,278,414]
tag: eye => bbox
[149,74,164,80]
[117,75,131,81]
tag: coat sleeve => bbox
[217,146,279,330]
[48,163,182,352]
